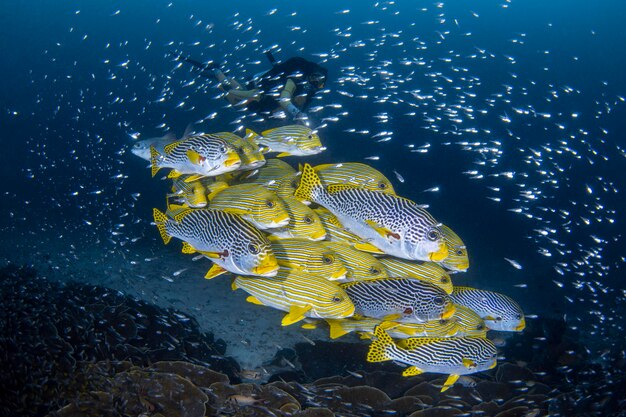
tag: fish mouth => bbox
[441,303,456,320]
[224,152,242,167]
[428,244,449,262]
[454,261,470,271]
[310,230,327,241]
[329,267,348,281]
[252,261,279,277]
[514,318,526,331]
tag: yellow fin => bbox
[353,242,384,254]
[186,149,203,165]
[173,208,193,223]
[204,264,227,279]
[221,207,249,216]
[246,296,264,305]
[326,320,349,339]
[163,140,183,154]
[326,183,357,194]
[276,152,292,158]
[365,220,401,240]
[168,170,183,179]
[301,323,317,330]
[367,326,395,363]
[383,313,402,322]
[184,174,204,183]
[441,374,460,392]
[358,332,373,340]
[231,279,239,291]
[201,251,224,260]
[246,128,260,143]
[379,321,401,331]
[462,358,477,370]
[293,163,323,203]
[281,305,312,326]
[402,366,424,377]
[150,146,161,177]
[181,242,196,254]
[152,208,171,245]
[261,128,276,136]
[206,182,230,200]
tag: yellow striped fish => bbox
[379,258,453,294]
[320,242,388,282]
[169,177,208,208]
[268,196,327,241]
[312,162,396,195]
[246,125,324,157]
[207,184,290,230]
[265,173,300,198]
[314,208,383,254]
[439,224,469,272]
[295,164,448,262]
[325,317,459,340]
[271,239,348,280]
[211,131,266,171]
[368,326,497,392]
[152,207,278,279]
[453,305,488,337]
[232,268,355,326]
[451,287,525,332]
[243,158,296,184]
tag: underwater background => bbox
[1,1,625,416]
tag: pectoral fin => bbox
[186,149,205,165]
[200,251,225,260]
[301,323,317,330]
[402,366,424,377]
[326,320,348,339]
[246,296,264,305]
[365,220,401,240]
[353,242,385,254]
[184,174,204,183]
[382,313,402,322]
[204,264,227,279]
[281,305,312,326]
[441,374,460,392]
[276,152,292,158]
[462,358,477,370]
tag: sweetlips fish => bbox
[246,125,325,157]
[207,183,290,230]
[210,131,266,171]
[268,196,326,241]
[450,287,526,332]
[367,326,497,392]
[320,241,388,282]
[153,207,278,279]
[294,163,448,262]
[270,239,348,280]
[130,124,193,161]
[325,316,460,340]
[311,162,396,194]
[439,224,469,272]
[232,268,355,326]
[340,278,456,323]
[150,134,241,179]
[314,208,383,253]
[379,257,453,294]
[452,304,489,337]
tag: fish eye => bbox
[495,316,503,322]
[332,295,343,303]
[308,134,313,139]
[378,182,387,189]
[439,319,448,325]
[266,200,275,208]
[516,314,522,320]
[248,243,260,255]
[433,296,445,306]
[322,255,334,264]
[403,307,413,315]
[477,324,486,331]
[427,229,440,241]
[369,266,381,275]
[440,276,450,284]
[303,215,313,224]
[455,249,464,256]
[219,145,227,153]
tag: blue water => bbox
[1,0,625,360]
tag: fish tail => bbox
[367,325,394,363]
[294,163,324,204]
[150,146,161,177]
[245,128,261,145]
[152,208,172,245]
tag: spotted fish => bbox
[270,239,347,280]
[451,287,525,331]
[368,326,497,392]
[246,125,325,157]
[295,163,448,261]
[150,134,241,179]
[208,184,290,230]
[232,268,355,326]
[340,278,456,323]
[268,196,326,241]
[379,258,453,294]
[152,207,278,279]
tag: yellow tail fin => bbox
[366,326,394,363]
[152,208,172,244]
[294,163,323,204]
[150,146,161,177]
[245,128,260,144]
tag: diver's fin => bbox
[246,296,264,305]
[150,146,161,177]
[204,264,227,279]
[152,208,171,245]
[281,305,312,326]
[441,374,460,392]
[367,326,394,363]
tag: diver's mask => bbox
[308,72,326,89]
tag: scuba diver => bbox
[174,51,327,125]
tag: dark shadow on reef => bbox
[1,264,625,417]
